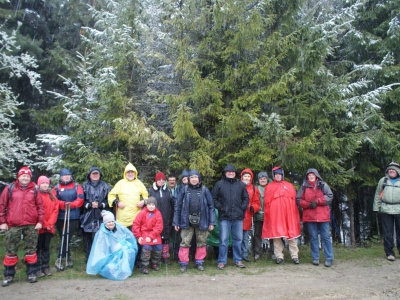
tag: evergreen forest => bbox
[0,0,400,246]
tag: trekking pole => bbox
[65,203,71,267]
[58,208,68,271]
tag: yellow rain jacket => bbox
[108,163,148,226]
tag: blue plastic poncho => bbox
[86,222,138,281]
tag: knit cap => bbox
[147,196,157,207]
[60,168,72,176]
[101,211,115,223]
[155,172,166,182]
[257,172,268,180]
[37,176,50,186]
[18,166,32,178]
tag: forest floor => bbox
[2,250,400,300]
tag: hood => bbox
[180,169,189,179]
[303,168,323,184]
[86,166,103,181]
[240,168,254,183]
[124,163,138,180]
[386,162,400,178]
[222,164,238,179]
[271,166,284,179]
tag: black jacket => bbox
[149,183,174,240]
[81,167,112,232]
[212,165,249,221]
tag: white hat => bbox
[101,211,115,223]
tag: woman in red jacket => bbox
[240,169,260,262]
[132,197,163,274]
[36,176,59,277]
[296,168,334,267]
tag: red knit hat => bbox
[155,172,166,182]
[37,175,50,186]
[17,166,32,178]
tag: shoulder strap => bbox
[8,183,38,200]
[382,177,388,190]
[8,183,14,201]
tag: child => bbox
[36,176,59,277]
[148,172,174,264]
[87,211,138,280]
[132,197,163,274]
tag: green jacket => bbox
[373,165,400,214]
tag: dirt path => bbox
[3,258,400,300]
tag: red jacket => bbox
[38,191,59,235]
[262,179,300,239]
[0,181,44,227]
[132,207,163,245]
[240,169,261,230]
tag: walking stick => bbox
[58,210,68,271]
[65,203,71,267]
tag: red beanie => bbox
[155,172,166,182]
[17,166,32,178]
[37,175,50,186]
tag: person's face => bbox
[39,182,50,191]
[105,221,115,230]
[61,174,72,182]
[90,171,100,182]
[388,169,398,179]
[274,173,283,182]
[147,203,156,212]
[167,177,176,189]
[18,174,31,186]
[156,178,165,187]
[307,173,316,182]
[242,173,251,184]
[126,170,135,181]
[258,177,268,187]
[182,177,188,184]
[225,171,236,179]
[189,175,200,185]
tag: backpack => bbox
[8,183,38,201]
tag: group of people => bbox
[4,160,399,284]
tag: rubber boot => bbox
[151,250,162,271]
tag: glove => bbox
[309,201,317,209]
[250,206,254,214]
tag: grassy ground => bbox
[0,231,385,281]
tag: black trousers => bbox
[381,213,400,256]
[37,232,54,269]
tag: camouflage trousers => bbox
[180,227,209,248]
[5,225,38,255]
[3,225,38,276]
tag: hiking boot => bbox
[36,270,45,278]
[312,259,320,266]
[276,258,284,264]
[196,264,204,271]
[324,260,332,267]
[179,265,187,272]
[43,268,52,276]
[140,267,149,274]
[217,263,225,270]
[2,276,13,287]
[387,255,395,261]
[66,257,73,268]
[28,273,37,283]
[292,258,300,264]
[54,258,64,271]
[235,261,246,268]
[151,264,160,271]
[242,256,251,262]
